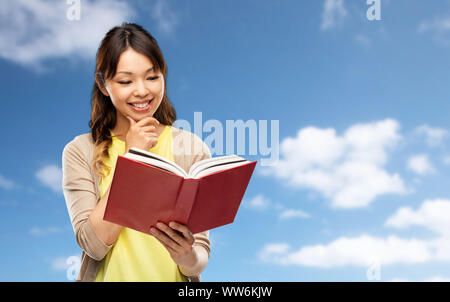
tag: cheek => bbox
[153,78,165,98]
[109,86,133,105]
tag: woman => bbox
[62,22,211,282]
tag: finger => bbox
[156,222,191,249]
[145,136,159,146]
[136,116,160,127]
[154,235,179,257]
[140,125,156,132]
[150,226,181,252]
[139,131,158,137]
[169,222,195,246]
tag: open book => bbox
[103,147,257,234]
[124,147,250,179]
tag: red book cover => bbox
[103,155,257,235]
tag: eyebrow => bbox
[116,67,155,75]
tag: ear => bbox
[95,73,109,97]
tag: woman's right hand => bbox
[125,115,161,153]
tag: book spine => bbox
[170,179,199,226]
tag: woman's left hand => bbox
[150,221,198,269]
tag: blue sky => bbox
[1,0,450,281]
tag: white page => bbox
[193,160,250,179]
[125,148,249,179]
[188,155,245,176]
[124,148,187,177]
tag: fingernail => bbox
[150,227,156,233]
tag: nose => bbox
[133,79,149,98]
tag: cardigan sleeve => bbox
[62,138,113,261]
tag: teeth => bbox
[130,101,150,108]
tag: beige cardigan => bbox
[61,126,211,282]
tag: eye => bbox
[118,81,131,85]
[147,76,159,81]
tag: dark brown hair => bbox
[89,22,176,178]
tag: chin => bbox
[132,112,155,120]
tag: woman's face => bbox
[100,47,165,123]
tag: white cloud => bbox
[51,255,81,281]
[385,199,450,237]
[321,0,347,31]
[35,165,62,193]
[415,125,448,147]
[0,0,135,69]
[51,257,70,271]
[258,243,291,263]
[430,236,450,262]
[245,194,309,220]
[259,235,432,268]
[0,174,15,190]
[150,0,179,35]
[259,199,450,270]
[279,209,310,220]
[407,154,435,175]
[50,255,80,276]
[386,199,450,263]
[260,119,407,209]
[246,194,272,211]
[418,17,450,45]
[29,226,63,236]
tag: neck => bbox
[111,113,129,140]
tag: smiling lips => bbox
[128,98,153,111]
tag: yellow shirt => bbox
[95,125,188,282]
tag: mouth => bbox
[127,98,153,111]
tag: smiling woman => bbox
[97,48,165,140]
[61,22,212,282]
